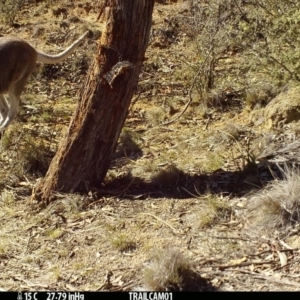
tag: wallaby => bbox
[0,31,89,130]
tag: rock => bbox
[264,86,300,127]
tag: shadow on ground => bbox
[99,161,283,200]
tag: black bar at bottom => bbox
[1,292,177,300]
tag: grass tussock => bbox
[150,164,184,186]
[143,248,208,291]
[1,189,15,206]
[115,128,143,157]
[0,0,27,24]
[1,124,55,178]
[248,165,300,229]
[110,233,137,252]
[184,193,230,228]
[145,107,166,126]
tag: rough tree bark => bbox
[32,0,155,203]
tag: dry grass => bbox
[116,128,143,158]
[1,189,15,206]
[248,165,300,229]
[142,248,205,291]
[150,164,184,186]
[0,124,54,177]
[0,0,27,24]
[146,107,167,126]
[183,193,230,228]
[110,233,137,252]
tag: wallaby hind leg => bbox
[0,80,27,130]
[0,91,20,130]
[0,63,35,130]
[0,94,9,125]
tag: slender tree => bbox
[33,0,155,203]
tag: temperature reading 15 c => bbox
[23,293,38,300]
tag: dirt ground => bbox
[1,0,300,291]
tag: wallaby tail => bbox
[36,31,89,64]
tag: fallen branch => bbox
[141,212,178,234]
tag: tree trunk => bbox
[32,0,155,203]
